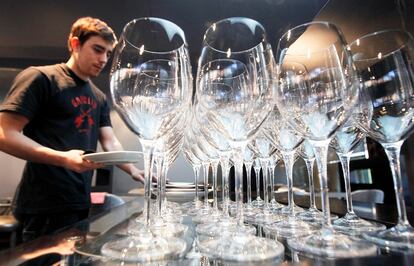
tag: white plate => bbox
[152,181,204,189]
[83,151,142,165]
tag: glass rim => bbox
[121,17,187,54]
[276,21,347,57]
[348,29,414,61]
[278,21,343,42]
[203,17,268,54]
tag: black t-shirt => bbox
[0,63,112,215]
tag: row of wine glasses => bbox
[276,23,414,256]
[97,15,414,263]
[195,17,285,261]
[275,21,378,258]
[103,17,193,261]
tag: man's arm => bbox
[0,112,100,173]
[99,126,145,183]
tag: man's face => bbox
[73,35,114,79]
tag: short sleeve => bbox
[0,67,50,120]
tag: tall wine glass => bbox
[330,115,386,235]
[102,17,191,262]
[349,29,414,251]
[275,21,377,258]
[196,17,284,262]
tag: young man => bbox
[0,17,144,241]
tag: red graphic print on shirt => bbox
[71,96,97,134]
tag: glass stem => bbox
[304,158,316,209]
[260,159,269,208]
[141,141,155,227]
[202,163,210,208]
[220,156,230,217]
[245,162,253,204]
[338,153,355,214]
[193,165,201,203]
[211,160,219,211]
[282,151,296,213]
[382,141,411,227]
[269,163,276,202]
[254,166,261,200]
[311,139,333,233]
[161,163,169,213]
[156,156,165,217]
[233,144,246,227]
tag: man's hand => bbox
[62,149,103,173]
[131,168,145,183]
[130,167,157,184]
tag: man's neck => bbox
[66,57,89,81]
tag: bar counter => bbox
[0,194,413,265]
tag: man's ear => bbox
[69,37,81,52]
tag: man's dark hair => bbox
[68,17,117,53]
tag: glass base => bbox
[128,218,188,237]
[363,224,414,251]
[196,220,256,237]
[243,203,257,216]
[298,208,338,225]
[191,208,221,224]
[245,209,284,226]
[269,199,284,211]
[198,233,284,262]
[251,197,265,208]
[181,199,203,212]
[160,208,183,224]
[263,217,314,239]
[101,234,187,262]
[187,203,211,216]
[220,200,237,210]
[333,212,386,236]
[151,221,189,237]
[288,230,378,258]
[280,204,304,215]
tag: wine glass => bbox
[102,17,191,262]
[275,21,377,258]
[330,114,386,235]
[196,17,284,262]
[349,29,414,251]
